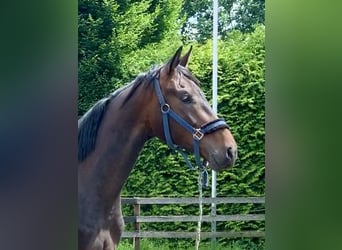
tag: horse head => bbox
[149,47,237,171]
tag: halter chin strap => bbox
[153,77,229,187]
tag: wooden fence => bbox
[121,197,265,249]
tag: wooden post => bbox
[133,203,140,250]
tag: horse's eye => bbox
[181,93,192,103]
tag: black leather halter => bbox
[153,76,229,187]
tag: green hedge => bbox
[79,0,265,244]
[121,26,265,238]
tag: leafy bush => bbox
[118,238,265,249]
[79,0,265,245]
[121,26,265,237]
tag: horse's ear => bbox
[167,46,183,74]
[179,46,192,67]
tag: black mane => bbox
[121,67,159,107]
[78,97,111,162]
[78,67,158,162]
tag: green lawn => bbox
[117,239,265,250]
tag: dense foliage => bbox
[121,26,265,241]
[78,0,264,245]
[78,0,184,115]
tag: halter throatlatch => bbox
[153,77,229,187]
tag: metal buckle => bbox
[161,104,170,113]
[193,129,204,140]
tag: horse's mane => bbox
[78,97,111,162]
[78,67,158,163]
[121,66,159,107]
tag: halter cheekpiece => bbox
[152,76,229,187]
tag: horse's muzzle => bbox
[209,145,237,171]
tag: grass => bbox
[117,239,265,250]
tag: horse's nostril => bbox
[227,146,234,160]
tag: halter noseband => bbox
[153,76,229,187]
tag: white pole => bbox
[211,0,218,247]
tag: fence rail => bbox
[124,214,265,223]
[122,197,265,205]
[122,231,265,238]
[121,197,265,250]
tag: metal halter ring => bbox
[193,129,204,140]
[161,104,170,113]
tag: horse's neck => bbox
[80,89,152,218]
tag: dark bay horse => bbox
[78,47,237,250]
